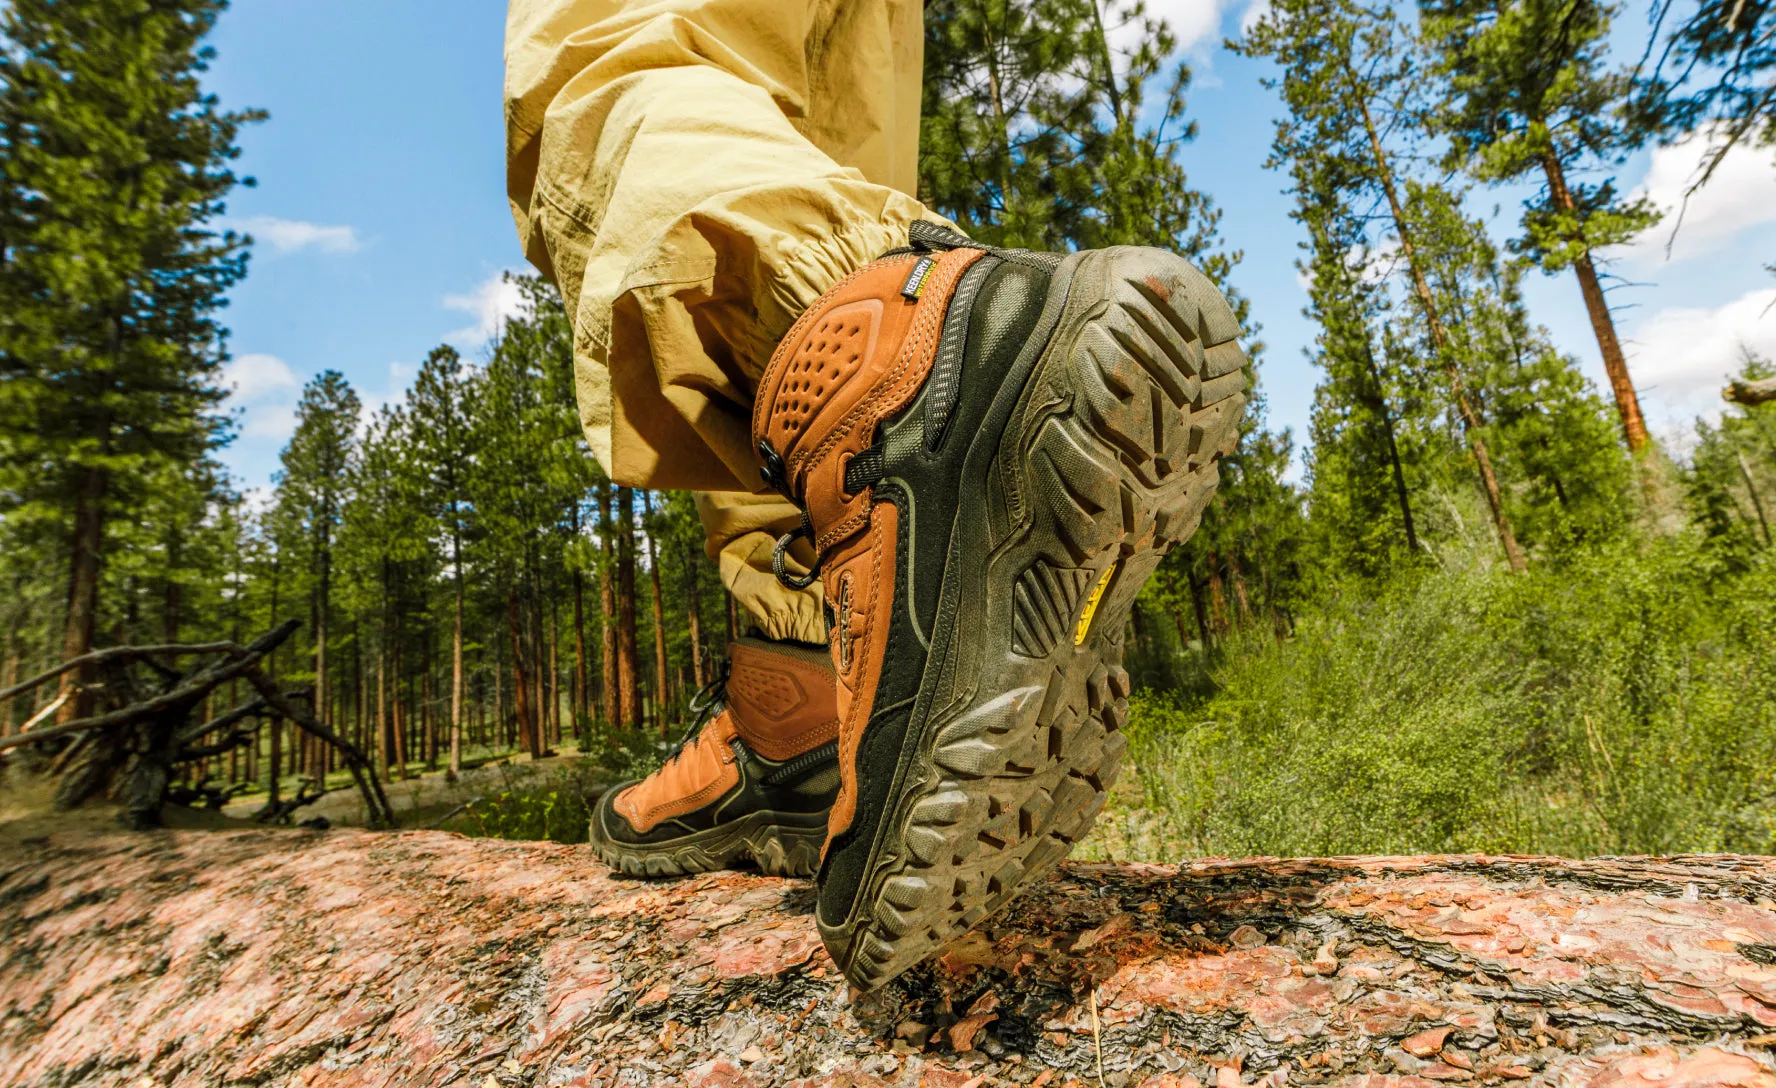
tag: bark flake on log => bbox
[3,833,1776,1088]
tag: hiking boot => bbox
[588,637,840,878]
[752,221,1249,988]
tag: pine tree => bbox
[277,370,361,763]
[1239,0,1529,571]
[0,0,261,717]
[407,345,477,774]
[920,0,1100,247]
[1630,0,1775,194]
[1421,0,1659,454]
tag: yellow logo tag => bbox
[1073,563,1118,645]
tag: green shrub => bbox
[1129,535,1776,858]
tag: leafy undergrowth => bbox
[1128,534,1776,859]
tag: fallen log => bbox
[3,830,1776,1088]
[1725,377,1776,406]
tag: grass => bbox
[1127,534,1776,859]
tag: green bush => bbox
[1129,535,1776,858]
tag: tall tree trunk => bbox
[1226,552,1254,627]
[642,493,669,735]
[376,641,390,781]
[493,634,506,750]
[547,592,561,747]
[1,635,17,738]
[616,487,641,732]
[162,527,181,645]
[1540,151,1650,454]
[391,639,409,775]
[682,540,706,689]
[507,586,537,758]
[1346,65,1525,573]
[572,567,589,740]
[450,523,465,776]
[1740,450,1772,547]
[598,481,619,729]
[423,629,437,770]
[1205,555,1230,636]
[58,466,107,723]
[1358,337,1419,554]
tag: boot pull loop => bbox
[772,513,823,591]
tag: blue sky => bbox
[206,0,1776,492]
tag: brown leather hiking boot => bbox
[752,221,1249,988]
[587,637,840,878]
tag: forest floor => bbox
[219,743,602,830]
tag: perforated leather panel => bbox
[766,299,882,449]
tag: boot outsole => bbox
[588,799,826,879]
[824,246,1248,989]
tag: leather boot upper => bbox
[610,637,839,835]
[751,240,986,847]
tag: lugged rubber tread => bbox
[589,808,825,879]
[826,246,1248,989]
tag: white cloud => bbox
[443,270,528,347]
[234,215,362,255]
[1238,0,1271,36]
[1614,130,1776,266]
[242,402,299,442]
[1624,286,1776,426]
[221,352,301,442]
[222,352,298,402]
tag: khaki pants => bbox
[505,0,932,644]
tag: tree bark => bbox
[1727,376,1776,406]
[572,566,589,735]
[450,520,466,777]
[8,836,1776,1088]
[58,466,107,722]
[1540,152,1651,454]
[507,586,536,758]
[598,480,620,729]
[615,487,641,731]
[682,539,706,689]
[1359,334,1419,554]
[642,492,670,735]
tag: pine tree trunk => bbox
[572,567,588,735]
[1206,556,1231,636]
[643,493,669,734]
[1346,66,1526,573]
[598,482,619,729]
[162,528,181,646]
[391,642,409,776]
[1,639,17,738]
[508,586,536,759]
[547,593,561,747]
[1359,338,1419,553]
[20,839,1775,1086]
[616,487,642,731]
[1540,152,1650,454]
[683,541,706,689]
[376,645,390,781]
[422,632,437,771]
[58,466,107,723]
[450,528,465,776]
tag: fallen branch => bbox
[0,639,248,703]
[0,620,298,755]
[1725,376,1776,406]
[241,665,397,829]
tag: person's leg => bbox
[507,0,925,872]
[506,0,925,640]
